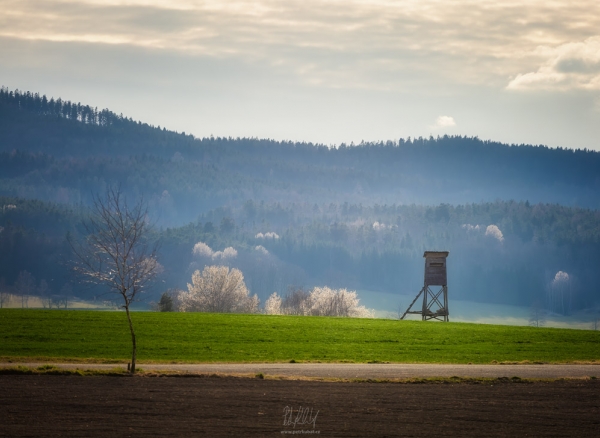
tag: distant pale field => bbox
[2,292,598,330]
[359,290,599,330]
[0,294,119,310]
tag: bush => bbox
[158,291,174,312]
[179,266,259,313]
[265,286,373,318]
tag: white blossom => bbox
[485,224,504,242]
[308,286,373,318]
[265,286,373,318]
[264,292,282,315]
[179,265,258,313]
[212,246,238,260]
[256,231,279,239]
[553,271,569,284]
[548,271,573,315]
[255,245,269,255]
[372,221,385,231]
[192,241,213,258]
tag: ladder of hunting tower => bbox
[400,251,449,322]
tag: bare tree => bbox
[58,283,73,309]
[529,300,547,328]
[0,277,10,308]
[38,279,51,309]
[69,188,159,374]
[282,287,311,315]
[15,270,35,308]
[394,301,405,320]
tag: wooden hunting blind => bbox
[401,251,449,321]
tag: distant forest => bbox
[1,87,600,314]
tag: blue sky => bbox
[1,0,600,149]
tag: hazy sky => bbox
[1,0,600,149]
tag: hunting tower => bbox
[401,251,449,321]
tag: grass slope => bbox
[1,310,599,364]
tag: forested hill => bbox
[1,87,600,226]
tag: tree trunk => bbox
[124,303,137,374]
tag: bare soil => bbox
[1,375,599,437]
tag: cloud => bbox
[3,1,600,92]
[507,36,600,91]
[430,116,456,130]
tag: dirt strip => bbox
[1,375,600,437]
[3,362,600,378]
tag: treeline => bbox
[0,87,197,159]
[2,196,600,313]
[0,87,127,127]
[2,87,600,225]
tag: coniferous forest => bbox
[1,87,600,316]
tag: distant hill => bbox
[2,87,600,226]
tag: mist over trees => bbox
[1,87,600,315]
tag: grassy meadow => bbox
[1,309,599,364]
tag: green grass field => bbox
[1,309,599,364]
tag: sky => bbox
[1,0,600,150]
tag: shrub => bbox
[265,286,373,318]
[179,266,259,313]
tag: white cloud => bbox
[507,36,600,91]
[3,1,600,92]
[461,224,480,231]
[430,116,456,130]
